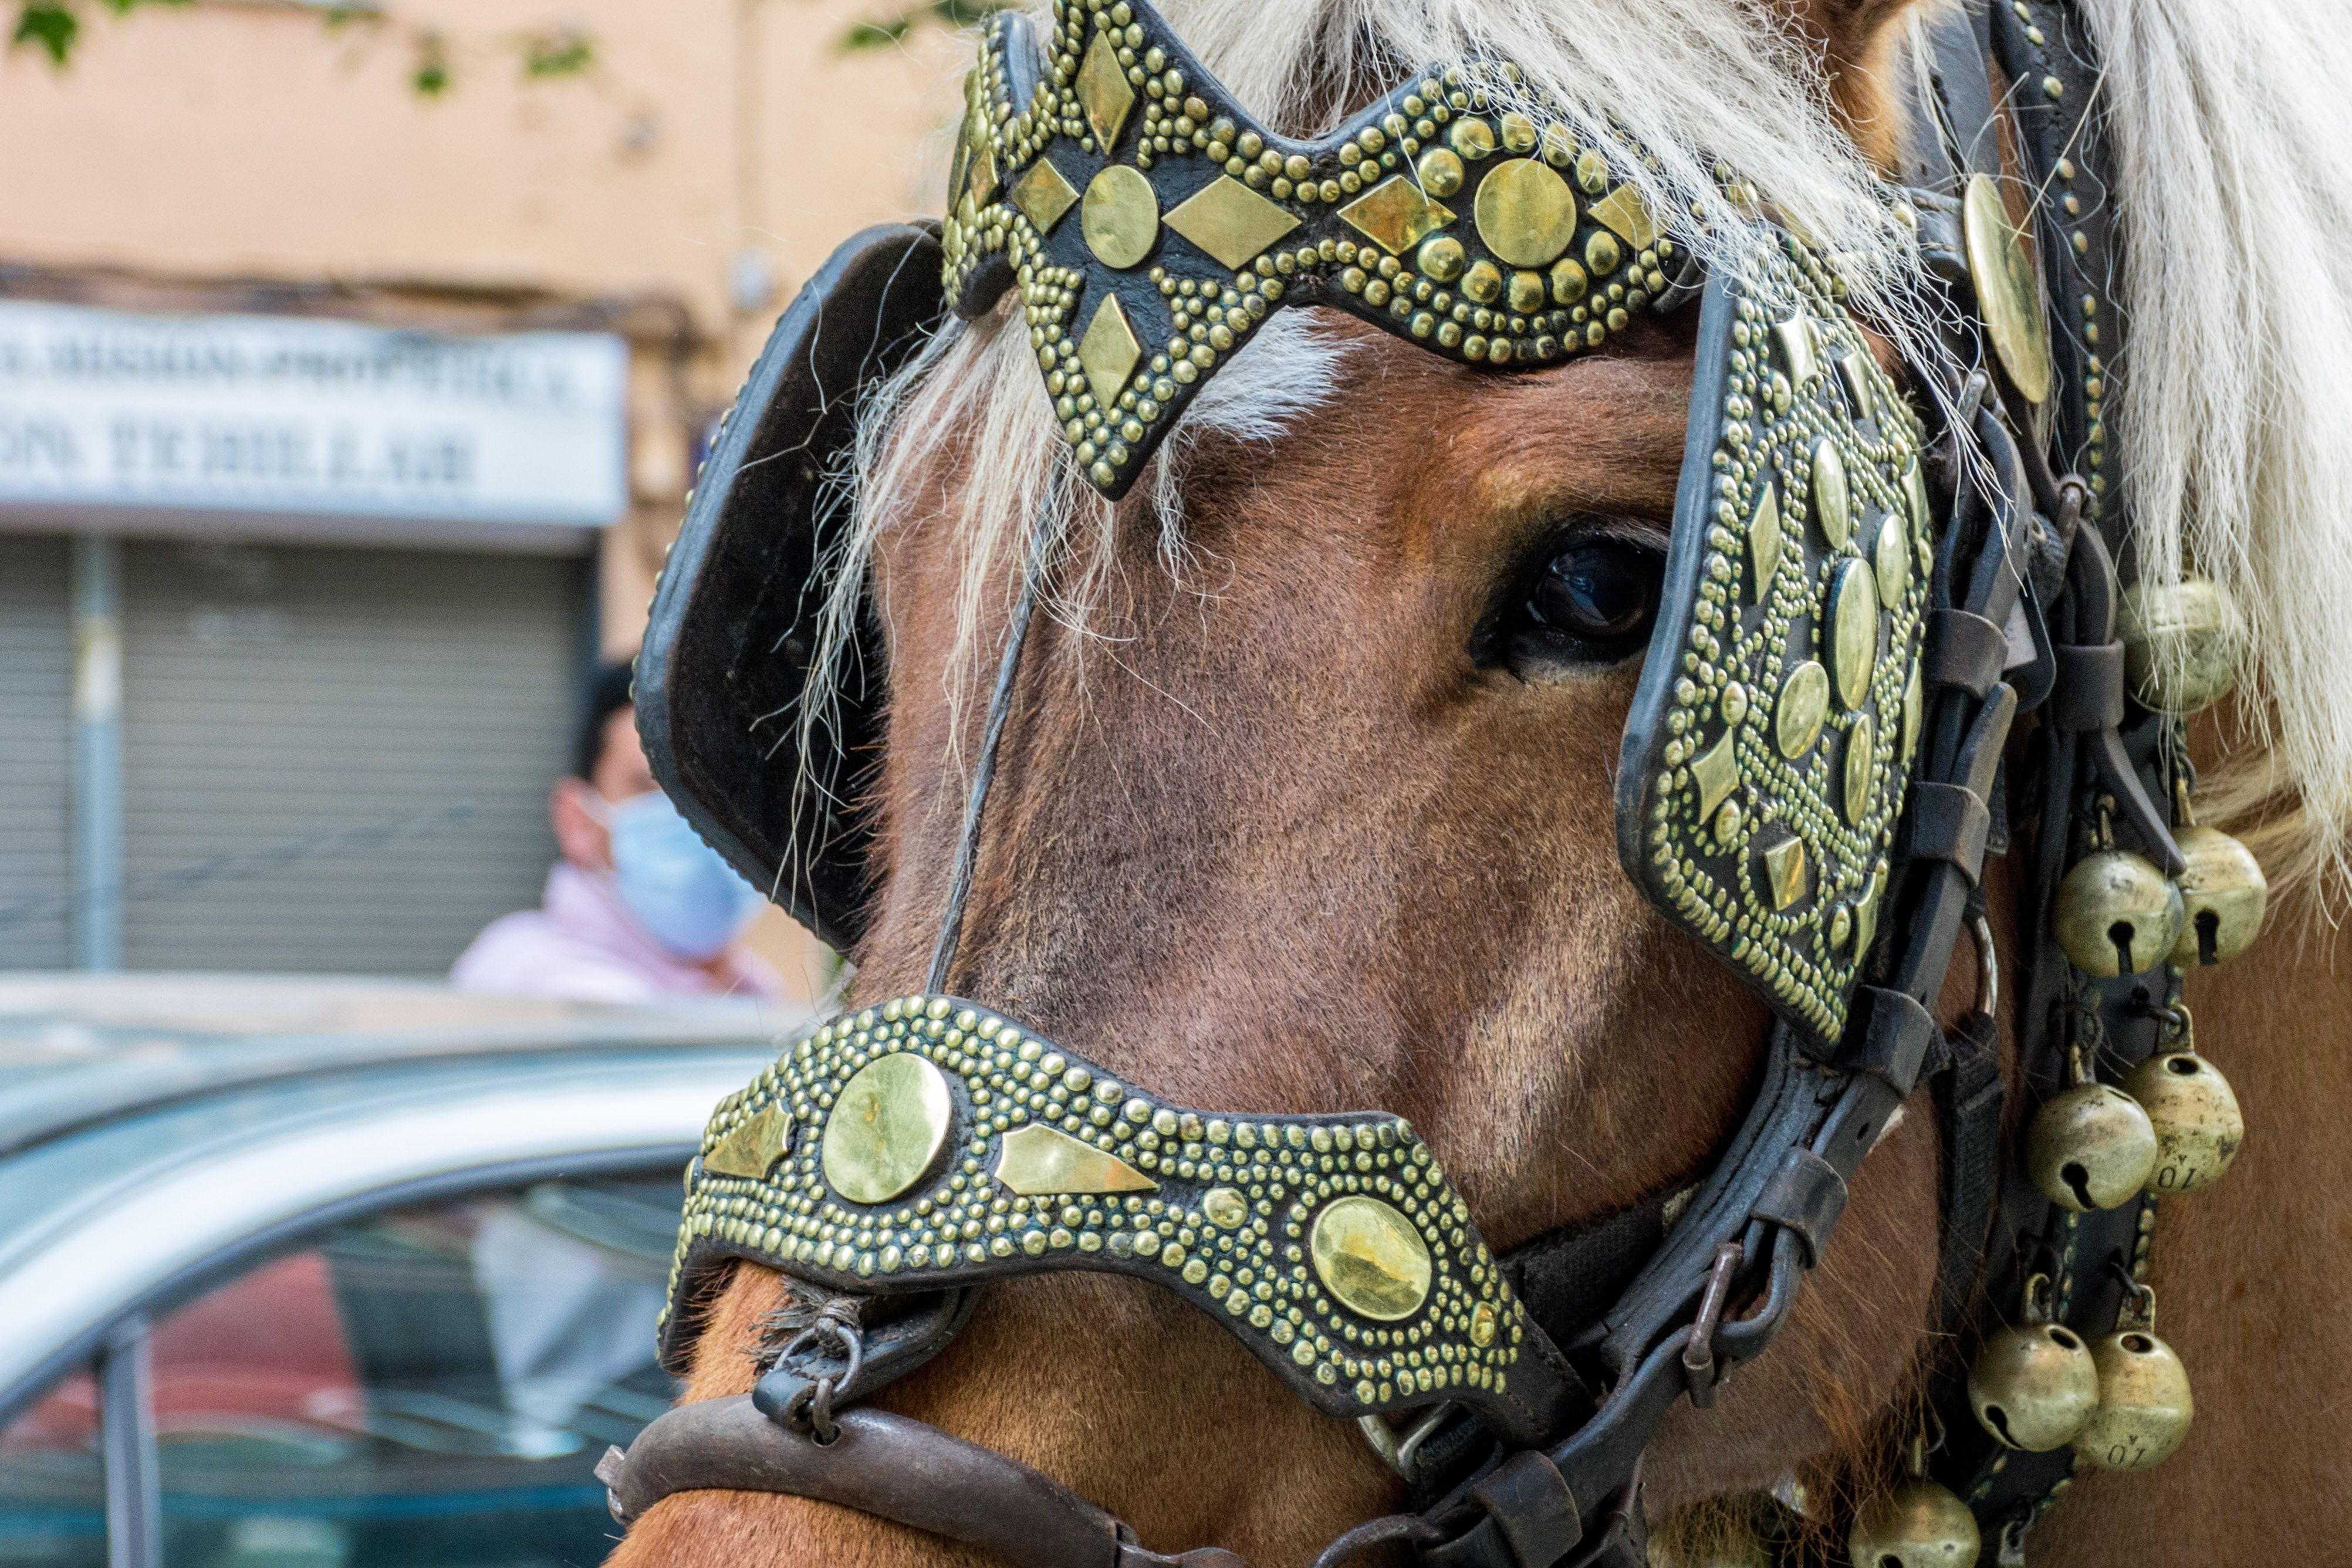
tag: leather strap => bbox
[1748,1149,1849,1268]
[1901,781,1995,884]
[598,1396,1246,1568]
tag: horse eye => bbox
[1528,539,1660,641]
[1469,527,1665,675]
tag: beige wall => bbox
[0,1,962,352]
[0,0,967,993]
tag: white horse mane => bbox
[814,0,2352,911]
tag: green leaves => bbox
[11,1,596,99]
[11,3,75,64]
[839,0,1008,52]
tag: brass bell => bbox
[1847,1479,1981,1568]
[2168,824,2269,967]
[1968,1319,2098,1450]
[2026,1082,2159,1211]
[2123,1049,2243,1195]
[2053,849,2184,976]
[2119,577,2245,714]
[2074,1323,2195,1470]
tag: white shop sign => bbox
[0,300,627,535]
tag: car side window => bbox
[0,1175,683,1568]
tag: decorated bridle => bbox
[603,0,2269,1563]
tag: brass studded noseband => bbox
[614,0,2269,1563]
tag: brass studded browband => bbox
[945,0,1685,499]
[659,994,1582,1445]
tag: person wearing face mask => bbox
[451,662,783,1002]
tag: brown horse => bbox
[613,0,2352,1561]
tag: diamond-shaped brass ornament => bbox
[1164,175,1303,269]
[1009,157,1079,232]
[1762,836,1809,912]
[1076,29,1136,152]
[994,1123,1158,1195]
[967,142,1001,208]
[1689,729,1741,821]
[705,1101,790,1180]
[1586,185,1659,250]
[1338,175,1457,255]
[1077,293,1143,405]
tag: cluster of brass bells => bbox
[2059,576,2267,977]
[1964,1278,2194,1469]
[2024,1028,2244,1214]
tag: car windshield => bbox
[0,1174,683,1567]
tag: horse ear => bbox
[1790,0,1935,171]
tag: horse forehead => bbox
[1190,319,1695,560]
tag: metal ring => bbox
[1968,913,1999,1021]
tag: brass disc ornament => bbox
[1309,1195,1434,1321]
[822,1051,954,1205]
[1962,173,2053,403]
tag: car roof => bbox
[0,972,804,1157]
[0,975,796,1415]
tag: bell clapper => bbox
[2027,1043,2159,1212]
[1967,1272,2098,1452]
[2075,1281,2195,1470]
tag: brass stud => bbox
[993,1122,1159,1196]
[1471,157,1578,268]
[1583,229,1621,276]
[1201,1186,1248,1228]
[822,1052,952,1206]
[1447,118,1496,160]
[1549,256,1588,305]
[1572,147,1608,195]
[1962,173,2053,403]
[1496,111,1537,153]
[1309,1195,1433,1321]
[1462,260,1503,305]
[1415,147,1465,197]
[1081,164,1159,269]
[1163,174,1301,269]
[1506,269,1547,313]
[1775,660,1829,758]
[1416,235,1466,282]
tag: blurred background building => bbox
[0,0,960,988]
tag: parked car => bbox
[0,975,791,1568]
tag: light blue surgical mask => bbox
[599,792,765,960]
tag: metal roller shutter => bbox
[119,540,588,975]
[0,536,72,969]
